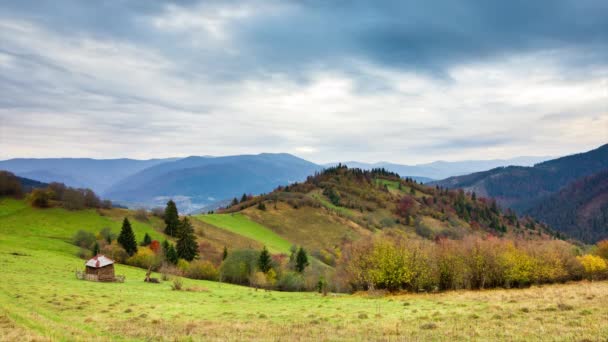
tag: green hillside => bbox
[1,197,607,340]
[218,165,560,266]
[196,213,292,254]
[0,198,165,254]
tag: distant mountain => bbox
[326,156,550,182]
[17,175,48,192]
[0,158,177,193]
[526,170,608,243]
[432,143,608,213]
[104,153,323,213]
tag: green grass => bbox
[375,178,428,198]
[196,213,292,254]
[2,197,608,341]
[310,191,357,218]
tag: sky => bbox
[0,0,606,164]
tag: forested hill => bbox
[526,170,608,243]
[431,144,608,212]
[220,165,560,248]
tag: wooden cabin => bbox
[84,255,115,282]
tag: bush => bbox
[249,271,269,288]
[171,278,183,291]
[98,227,116,244]
[28,188,52,208]
[276,271,305,291]
[187,260,219,281]
[73,230,96,249]
[219,249,259,285]
[100,242,129,263]
[177,258,190,273]
[577,255,608,280]
[134,208,148,222]
[126,248,162,269]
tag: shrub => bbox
[187,260,219,281]
[126,248,161,269]
[28,188,52,208]
[171,278,183,291]
[73,230,96,249]
[219,249,259,285]
[98,227,116,244]
[134,208,148,222]
[177,259,190,273]
[577,255,607,280]
[100,242,129,263]
[276,271,305,291]
[249,271,268,288]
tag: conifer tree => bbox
[176,217,198,261]
[141,233,152,246]
[166,244,178,264]
[258,246,272,273]
[240,193,248,203]
[295,247,309,273]
[164,200,180,237]
[222,246,228,260]
[92,241,100,256]
[231,197,239,207]
[118,217,137,256]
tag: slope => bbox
[526,169,608,243]
[432,144,608,212]
[216,165,558,264]
[2,201,605,340]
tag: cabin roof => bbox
[85,254,114,268]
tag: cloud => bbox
[0,1,607,163]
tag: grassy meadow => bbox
[1,197,608,341]
[196,213,292,254]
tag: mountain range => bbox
[0,154,549,213]
[326,156,550,182]
[432,144,608,242]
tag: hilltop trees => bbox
[176,217,198,261]
[118,218,137,256]
[0,171,23,197]
[164,200,180,237]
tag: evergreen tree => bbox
[141,233,152,246]
[92,241,100,256]
[410,187,416,195]
[176,217,198,261]
[257,201,267,211]
[258,246,272,273]
[222,246,228,260]
[166,244,178,264]
[164,200,180,237]
[231,197,239,207]
[240,193,248,203]
[118,218,137,256]
[295,247,309,273]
